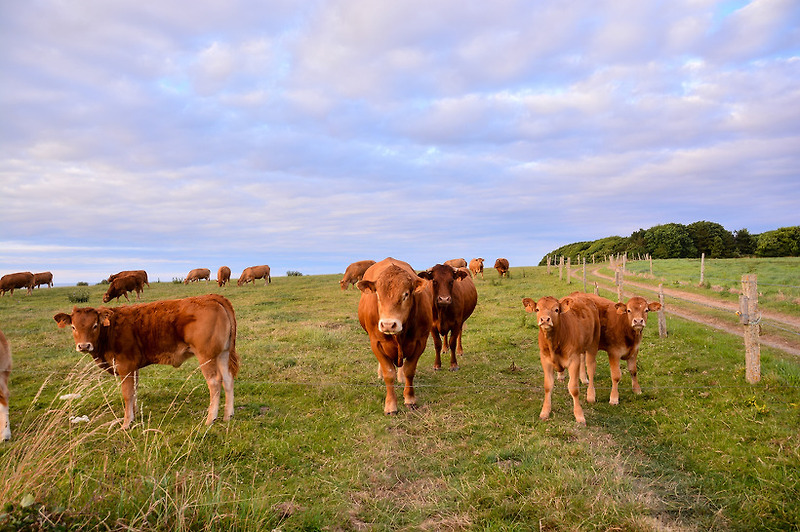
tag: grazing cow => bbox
[494,258,510,277]
[571,293,662,405]
[103,274,145,303]
[0,272,35,296]
[443,258,467,269]
[357,258,433,414]
[339,260,376,290]
[54,294,239,430]
[217,266,231,287]
[237,265,271,286]
[522,295,600,424]
[418,264,478,370]
[33,271,54,289]
[468,258,484,280]
[184,268,211,284]
[108,270,150,288]
[0,329,11,441]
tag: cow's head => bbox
[339,279,348,290]
[615,297,662,331]
[418,264,468,307]
[54,306,114,353]
[523,296,567,332]
[357,265,428,335]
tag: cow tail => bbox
[215,295,240,378]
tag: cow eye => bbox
[554,308,560,314]
[627,309,632,313]
[71,325,76,331]
[403,291,410,300]
[644,308,649,313]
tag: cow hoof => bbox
[609,399,619,405]
[406,403,418,410]
[449,366,459,371]
[385,410,398,416]
[433,366,442,371]
[576,419,586,425]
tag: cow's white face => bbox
[359,265,427,335]
[54,307,112,353]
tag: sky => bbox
[1,0,798,285]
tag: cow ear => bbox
[98,308,114,326]
[560,297,574,313]
[413,277,428,293]
[522,298,535,313]
[614,302,627,314]
[356,280,376,294]
[648,302,662,312]
[53,313,72,328]
[417,270,433,280]
[455,269,469,280]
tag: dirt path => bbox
[580,267,800,358]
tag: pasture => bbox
[0,264,798,530]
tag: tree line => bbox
[539,222,800,265]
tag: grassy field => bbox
[0,263,798,530]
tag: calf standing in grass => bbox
[103,274,144,303]
[184,268,211,284]
[523,296,600,424]
[54,294,239,430]
[339,260,376,290]
[572,293,661,405]
[217,266,231,287]
[0,329,11,441]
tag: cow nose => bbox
[378,319,403,335]
[539,317,552,327]
[437,295,451,305]
[632,318,645,328]
[76,342,93,352]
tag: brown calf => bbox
[443,258,467,269]
[103,274,145,303]
[0,272,34,296]
[523,295,600,424]
[237,265,271,286]
[33,271,54,288]
[184,268,211,284]
[54,295,239,430]
[108,270,150,288]
[468,258,484,280]
[217,266,231,287]
[494,258,509,277]
[339,260,376,290]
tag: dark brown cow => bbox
[339,260,376,290]
[443,258,467,269]
[522,295,600,424]
[103,274,144,303]
[418,264,478,370]
[494,258,509,277]
[0,329,11,441]
[468,258,484,280]
[54,294,239,430]
[357,258,433,414]
[184,268,211,284]
[0,272,34,296]
[33,271,53,288]
[571,293,662,405]
[237,265,271,286]
[108,270,150,288]
[217,266,231,287]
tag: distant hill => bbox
[539,222,800,265]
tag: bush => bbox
[68,290,90,303]
[172,277,184,284]
[76,282,88,286]
[286,271,303,277]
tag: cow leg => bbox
[578,352,588,384]
[448,327,460,370]
[198,358,222,425]
[373,341,399,414]
[216,351,235,421]
[0,371,9,441]
[567,359,586,424]
[585,350,597,403]
[119,371,137,430]
[401,356,420,409]
[627,349,642,395]
[608,352,623,405]
[539,357,554,420]
[431,330,443,370]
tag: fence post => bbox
[566,257,571,285]
[649,254,653,277]
[594,282,599,295]
[741,274,761,384]
[658,283,667,338]
[616,266,623,302]
[582,257,587,292]
[700,253,705,285]
[547,255,551,275]
[559,256,564,281]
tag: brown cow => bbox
[522,295,600,424]
[0,329,11,441]
[54,294,239,430]
[339,260,376,290]
[443,258,467,269]
[0,272,35,296]
[571,293,662,405]
[357,258,433,414]
[184,268,211,284]
[494,258,509,277]
[33,271,54,288]
[108,270,150,288]
[217,266,231,287]
[237,265,271,286]
[418,264,478,370]
[468,258,484,280]
[103,274,145,303]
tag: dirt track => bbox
[580,267,800,358]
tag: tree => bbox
[687,221,736,258]
[755,227,800,257]
[734,228,756,256]
[644,223,697,259]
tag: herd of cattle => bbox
[0,255,661,440]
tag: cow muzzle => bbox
[76,342,94,353]
[436,295,452,306]
[378,319,403,335]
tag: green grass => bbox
[0,267,798,530]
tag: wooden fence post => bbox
[658,283,667,338]
[700,253,705,285]
[566,257,571,285]
[594,282,599,295]
[616,266,623,302]
[559,256,564,281]
[649,254,653,277]
[547,255,551,275]
[740,274,761,384]
[582,257,587,293]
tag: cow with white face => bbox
[356,258,433,414]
